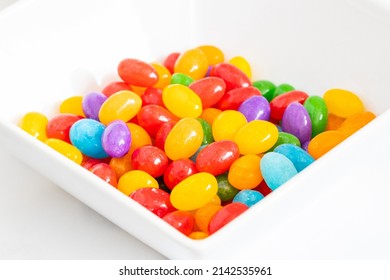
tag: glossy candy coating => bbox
[130,188,175,218]
[141,87,164,107]
[162,84,202,118]
[270,90,309,120]
[45,138,83,165]
[274,83,295,98]
[189,77,226,109]
[101,81,132,97]
[163,159,198,190]
[260,152,298,190]
[209,63,251,91]
[197,118,214,145]
[228,56,252,78]
[323,88,364,118]
[137,105,179,138]
[82,92,107,120]
[102,120,131,158]
[118,58,158,87]
[174,48,209,80]
[170,73,194,86]
[216,173,239,201]
[46,113,82,143]
[252,80,276,102]
[170,172,218,211]
[117,170,158,196]
[151,63,171,89]
[308,130,348,159]
[131,145,168,178]
[195,204,223,233]
[189,231,208,240]
[89,163,117,187]
[212,110,247,141]
[154,121,177,150]
[69,119,108,159]
[270,131,300,151]
[233,190,264,207]
[126,123,152,153]
[281,102,312,144]
[228,154,263,190]
[200,108,222,125]
[216,86,261,111]
[326,113,345,131]
[109,152,133,179]
[163,52,180,73]
[238,95,270,122]
[208,202,248,234]
[19,112,48,142]
[197,45,225,65]
[274,144,315,172]
[338,111,375,136]
[304,95,328,137]
[163,210,194,236]
[59,96,85,117]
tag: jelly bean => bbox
[101,81,132,97]
[200,107,222,125]
[195,204,223,233]
[303,95,328,137]
[274,83,295,98]
[170,172,218,211]
[126,123,152,153]
[274,144,315,172]
[46,113,82,143]
[228,154,263,190]
[151,63,171,89]
[209,63,251,91]
[338,111,375,136]
[260,152,298,190]
[163,210,194,236]
[98,90,142,125]
[308,130,348,159]
[164,117,204,160]
[109,152,133,179]
[252,80,276,102]
[238,95,270,122]
[196,140,240,176]
[163,52,180,74]
[69,119,108,159]
[281,102,312,144]
[130,85,146,95]
[326,113,345,131]
[208,202,248,235]
[130,188,175,218]
[189,231,208,240]
[163,159,198,190]
[189,77,226,108]
[117,58,158,87]
[19,112,48,142]
[212,110,247,141]
[154,120,177,150]
[141,87,164,107]
[137,104,179,138]
[254,180,273,196]
[59,96,85,117]
[301,140,310,151]
[45,138,83,165]
[170,73,194,86]
[102,120,131,158]
[324,88,364,118]
[117,170,159,196]
[270,90,309,120]
[162,84,202,118]
[197,118,214,145]
[228,56,252,78]
[216,173,239,202]
[209,194,222,206]
[197,45,225,65]
[216,86,261,111]
[82,92,107,120]
[234,120,279,155]
[131,145,169,178]
[270,131,300,151]
[82,158,102,170]
[89,162,117,187]
[233,189,264,207]
[174,48,209,80]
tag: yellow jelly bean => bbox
[234,120,279,155]
[212,110,247,141]
[194,204,223,233]
[197,45,225,65]
[170,172,218,211]
[117,170,159,196]
[308,130,348,159]
[126,123,152,154]
[338,111,376,136]
[323,89,364,118]
[200,107,222,125]
[228,154,263,190]
[174,48,209,80]
[59,96,86,117]
[164,117,204,160]
[45,138,83,164]
[19,112,48,142]
[189,231,208,240]
[151,63,172,89]
[162,84,202,118]
[98,90,142,125]
[228,56,252,79]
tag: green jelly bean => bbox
[170,73,194,86]
[197,118,214,145]
[270,131,301,151]
[304,95,328,137]
[252,80,276,102]
[216,173,239,202]
[274,83,295,98]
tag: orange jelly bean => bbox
[195,204,223,233]
[228,154,263,190]
[307,130,348,159]
[338,111,376,136]
[174,48,209,80]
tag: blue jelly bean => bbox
[281,102,312,144]
[82,92,107,120]
[260,152,298,190]
[233,189,264,207]
[238,95,270,122]
[102,120,131,158]
[274,144,315,172]
[69,119,108,159]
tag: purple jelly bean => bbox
[82,92,107,120]
[238,95,270,121]
[281,102,312,144]
[102,120,131,158]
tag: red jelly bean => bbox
[208,202,248,234]
[137,105,179,138]
[130,188,175,218]
[209,63,251,91]
[89,163,118,188]
[163,159,198,190]
[141,87,164,107]
[117,58,158,87]
[163,210,194,236]
[82,158,102,170]
[189,77,226,109]
[46,113,83,143]
[254,180,273,196]
[163,52,180,74]
[131,145,169,178]
[154,120,177,150]
[196,140,240,176]
[216,86,261,111]
[269,90,309,120]
[101,81,132,97]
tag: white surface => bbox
[1,0,390,260]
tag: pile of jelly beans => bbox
[19,45,376,239]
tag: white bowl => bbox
[1,0,390,259]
